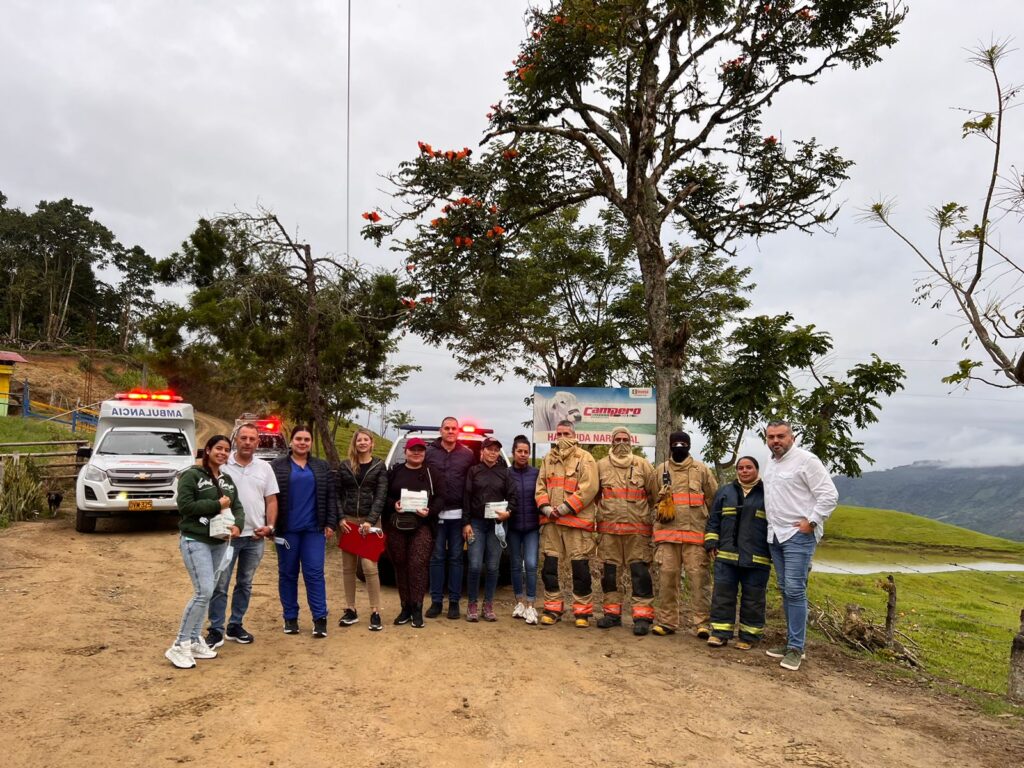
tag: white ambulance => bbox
[74,390,197,532]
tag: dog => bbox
[47,491,63,517]
[538,391,583,432]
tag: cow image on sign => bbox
[537,391,582,432]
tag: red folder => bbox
[338,527,387,562]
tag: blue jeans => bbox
[769,532,817,652]
[276,531,328,621]
[208,535,265,632]
[508,527,539,601]
[176,536,227,644]
[429,519,465,604]
[467,519,502,603]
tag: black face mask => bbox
[671,446,690,462]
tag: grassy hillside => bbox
[825,505,1024,555]
[806,505,1024,702]
[321,421,392,462]
[0,416,81,451]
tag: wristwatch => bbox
[808,521,817,530]
[268,525,276,535]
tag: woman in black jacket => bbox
[704,456,771,650]
[336,428,388,631]
[269,425,338,639]
[385,438,443,628]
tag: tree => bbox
[866,40,1024,704]
[371,0,906,460]
[673,313,905,479]
[150,212,404,464]
[869,42,1023,388]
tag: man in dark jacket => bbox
[425,417,475,619]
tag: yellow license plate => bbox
[128,499,153,511]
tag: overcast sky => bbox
[3,1,1023,471]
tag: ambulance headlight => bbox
[83,465,108,483]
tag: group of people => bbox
[166,416,837,675]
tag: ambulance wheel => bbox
[75,508,97,533]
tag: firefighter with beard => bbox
[535,420,600,627]
[595,426,659,636]
[652,430,719,637]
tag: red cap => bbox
[405,437,427,450]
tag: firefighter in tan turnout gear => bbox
[595,426,660,636]
[652,430,719,637]
[535,420,600,627]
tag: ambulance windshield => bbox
[97,431,191,456]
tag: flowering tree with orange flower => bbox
[371,0,906,460]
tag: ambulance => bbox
[74,390,197,532]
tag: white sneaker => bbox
[165,641,196,669]
[512,601,526,619]
[524,606,538,625]
[190,636,218,660]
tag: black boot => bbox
[394,604,412,625]
[597,614,623,629]
[411,603,425,628]
[425,602,443,619]
[633,619,652,636]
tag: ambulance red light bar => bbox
[461,425,476,433]
[115,389,184,402]
[257,419,279,432]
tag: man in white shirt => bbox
[205,423,280,647]
[762,420,838,671]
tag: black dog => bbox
[47,491,63,516]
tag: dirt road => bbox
[1,518,1020,768]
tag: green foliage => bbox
[371,0,906,460]
[0,416,77,446]
[148,214,406,449]
[673,313,904,476]
[0,192,159,349]
[0,457,46,526]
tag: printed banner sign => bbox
[533,386,656,447]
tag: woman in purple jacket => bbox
[507,436,541,625]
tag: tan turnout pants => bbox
[654,541,711,630]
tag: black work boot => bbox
[633,619,652,636]
[425,602,443,619]
[597,614,623,629]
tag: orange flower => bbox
[492,226,505,236]
[417,141,435,156]
[454,236,464,247]
[486,229,495,238]
[464,237,474,247]
[553,15,566,24]
[423,296,434,304]
[502,148,519,160]
[764,135,778,146]
[489,205,498,214]
[518,65,533,80]
[400,298,417,309]
[405,263,416,272]
[362,211,382,223]
[430,218,443,228]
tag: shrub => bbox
[0,457,46,526]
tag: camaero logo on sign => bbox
[533,386,656,447]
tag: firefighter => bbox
[595,426,659,635]
[652,430,718,637]
[535,420,600,627]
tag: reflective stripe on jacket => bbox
[595,454,658,534]
[705,479,771,569]
[652,456,718,543]
[535,446,598,528]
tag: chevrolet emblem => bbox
[136,472,151,480]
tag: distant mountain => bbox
[833,462,1024,541]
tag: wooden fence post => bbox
[1010,608,1024,703]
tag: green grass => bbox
[805,569,1024,697]
[314,421,392,463]
[825,504,1024,555]
[0,416,83,452]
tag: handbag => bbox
[338,527,387,562]
[390,511,421,532]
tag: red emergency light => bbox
[257,419,279,432]
[115,389,184,402]
[461,425,477,433]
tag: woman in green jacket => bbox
[165,434,244,669]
